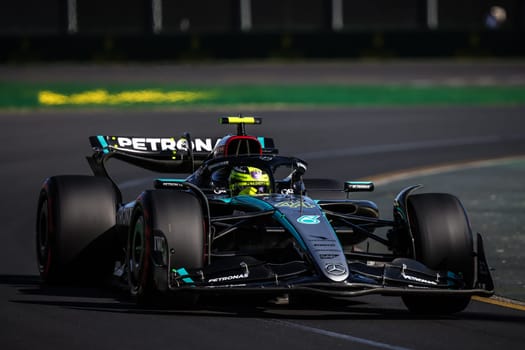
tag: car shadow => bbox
[2,274,524,323]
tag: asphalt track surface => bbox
[3,61,525,85]
[2,103,525,349]
[2,59,525,350]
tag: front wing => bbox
[164,233,494,298]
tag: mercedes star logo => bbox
[325,263,347,276]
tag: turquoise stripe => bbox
[158,178,185,182]
[174,267,194,284]
[176,268,189,275]
[97,135,109,154]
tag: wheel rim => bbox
[37,200,50,274]
[129,215,145,291]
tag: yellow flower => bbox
[38,89,213,106]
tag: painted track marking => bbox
[367,155,525,186]
[298,135,525,160]
[268,319,412,350]
[473,296,525,312]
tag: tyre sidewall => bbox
[127,190,205,302]
[404,193,475,314]
[36,175,118,284]
[408,193,474,287]
[127,202,153,300]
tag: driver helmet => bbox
[229,166,270,196]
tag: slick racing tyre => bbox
[36,175,118,284]
[127,190,205,304]
[402,193,475,314]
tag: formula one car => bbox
[36,116,494,313]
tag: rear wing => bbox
[90,135,217,161]
[87,116,277,178]
[88,134,277,174]
[88,134,216,174]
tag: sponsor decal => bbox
[112,136,218,153]
[275,201,316,209]
[319,254,340,259]
[308,235,334,241]
[158,181,185,188]
[208,272,249,283]
[296,215,321,225]
[401,264,438,285]
[348,184,372,190]
[213,188,229,195]
[345,181,374,192]
[116,206,134,226]
[325,263,347,276]
[153,236,168,264]
[153,236,166,252]
[280,189,295,195]
[208,262,250,283]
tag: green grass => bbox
[1,82,525,108]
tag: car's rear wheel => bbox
[401,193,475,314]
[36,175,118,284]
[127,190,205,304]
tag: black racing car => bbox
[36,116,494,313]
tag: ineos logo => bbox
[325,263,347,276]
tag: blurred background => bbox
[1,0,524,61]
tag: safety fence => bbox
[1,0,524,60]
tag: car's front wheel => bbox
[127,190,205,304]
[401,193,475,314]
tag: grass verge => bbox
[1,82,525,108]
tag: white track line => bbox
[268,319,412,350]
[367,155,525,186]
[297,135,525,160]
